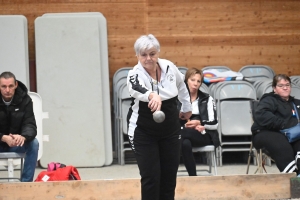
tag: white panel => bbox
[35,16,106,167]
[0,15,29,89]
[41,13,113,166]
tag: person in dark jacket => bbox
[251,74,300,175]
[180,68,220,176]
[0,71,39,182]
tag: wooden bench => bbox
[0,173,297,199]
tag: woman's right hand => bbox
[148,92,162,112]
[185,119,200,129]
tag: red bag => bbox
[47,162,66,171]
[35,165,81,182]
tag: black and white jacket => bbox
[127,58,192,137]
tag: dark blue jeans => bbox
[0,138,39,182]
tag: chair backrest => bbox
[113,67,132,88]
[200,84,209,94]
[290,76,300,87]
[28,92,48,161]
[255,79,273,100]
[249,99,259,122]
[291,84,300,99]
[178,67,188,75]
[214,81,257,101]
[239,65,275,81]
[219,101,253,136]
[214,81,257,137]
[202,66,231,72]
[118,83,131,135]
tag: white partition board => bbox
[0,15,29,88]
[41,12,112,166]
[35,16,106,167]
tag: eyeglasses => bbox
[276,84,291,88]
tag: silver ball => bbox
[153,111,165,123]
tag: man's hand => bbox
[1,135,17,147]
[9,134,25,147]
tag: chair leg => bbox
[246,143,254,174]
[8,158,14,182]
[212,150,217,175]
[257,149,263,174]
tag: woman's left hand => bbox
[195,125,205,133]
[185,119,200,129]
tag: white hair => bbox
[134,34,160,56]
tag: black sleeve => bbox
[21,97,37,142]
[254,97,285,130]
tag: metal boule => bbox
[153,110,165,123]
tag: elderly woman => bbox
[180,68,220,176]
[252,74,300,175]
[126,34,192,200]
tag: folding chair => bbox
[246,100,273,174]
[291,84,300,99]
[117,83,132,165]
[246,142,273,174]
[290,76,300,86]
[0,153,25,181]
[239,65,275,82]
[200,84,209,94]
[213,81,257,166]
[178,145,218,176]
[113,67,132,161]
[178,66,188,74]
[0,92,48,181]
[193,145,218,175]
[254,79,273,100]
[202,66,232,72]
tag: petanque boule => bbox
[153,110,165,123]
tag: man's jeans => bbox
[0,138,39,182]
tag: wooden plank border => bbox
[0,173,296,200]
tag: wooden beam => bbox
[0,173,296,200]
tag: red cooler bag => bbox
[35,165,81,182]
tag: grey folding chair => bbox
[117,83,132,165]
[178,66,188,75]
[246,100,273,174]
[255,79,273,100]
[291,84,300,99]
[0,92,48,181]
[0,153,25,181]
[192,145,217,175]
[200,84,209,94]
[178,145,217,176]
[239,65,275,82]
[290,76,300,86]
[113,67,132,160]
[214,81,257,166]
[202,66,231,72]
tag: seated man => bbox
[0,71,39,182]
